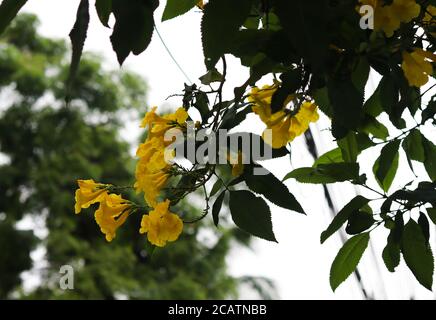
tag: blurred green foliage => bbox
[0,14,273,300]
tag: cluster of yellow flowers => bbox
[402,48,436,87]
[360,1,435,87]
[360,0,421,37]
[134,106,188,246]
[74,107,189,247]
[249,83,319,149]
[75,179,131,242]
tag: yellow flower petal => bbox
[139,200,183,247]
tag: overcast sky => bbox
[18,0,436,299]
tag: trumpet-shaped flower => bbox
[74,179,108,214]
[139,200,183,247]
[250,84,319,149]
[402,48,436,87]
[94,193,131,242]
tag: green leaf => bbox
[212,190,226,227]
[351,57,370,95]
[275,0,329,71]
[345,208,375,235]
[229,190,276,242]
[110,0,158,65]
[95,0,112,27]
[194,91,210,122]
[402,129,425,162]
[284,163,360,184]
[330,233,370,291]
[270,69,301,113]
[162,0,198,21]
[321,195,370,244]
[418,212,430,244]
[199,68,223,85]
[328,77,364,133]
[373,140,400,192]
[67,0,90,103]
[364,86,383,117]
[210,179,223,197]
[201,0,252,69]
[313,148,343,166]
[422,136,436,181]
[0,0,27,36]
[382,228,401,272]
[244,165,305,214]
[422,98,436,123]
[379,73,405,129]
[338,132,359,163]
[359,114,389,140]
[401,220,434,290]
[427,208,436,225]
[313,87,333,117]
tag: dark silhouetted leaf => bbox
[95,0,112,27]
[330,233,370,291]
[402,220,434,290]
[110,0,158,65]
[0,0,27,36]
[229,190,276,242]
[321,195,369,244]
[244,165,305,214]
[382,227,401,272]
[162,0,198,21]
[284,163,360,184]
[67,0,90,103]
[201,0,252,69]
[373,140,400,192]
[212,190,226,227]
[345,208,375,235]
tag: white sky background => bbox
[18,0,436,299]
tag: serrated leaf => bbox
[427,208,436,224]
[364,86,383,117]
[210,179,223,197]
[401,220,434,290]
[313,87,333,117]
[284,163,360,184]
[321,195,369,244]
[270,69,301,113]
[244,165,304,214]
[162,0,198,21]
[373,140,400,192]
[212,190,226,227]
[351,57,370,95]
[345,209,375,235]
[418,212,430,244]
[382,228,401,272]
[201,0,252,69]
[359,114,389,140]
[95,0,112,27]
[275,0,329,71]
[110,0,158,65]
[330,233,370,291]
[67,0,90,103]
[0,0,27,36]
[328,77,364,132]
[313,148,344,166]
[229,190,276,242]
[422,136,436,181]
[403,129,425,162]
[338,132,359,163]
